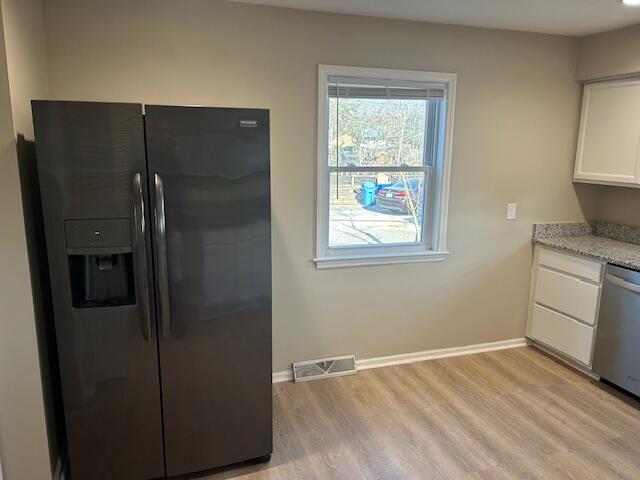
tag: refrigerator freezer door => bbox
[145,105,272,476]
[32,101,165,480]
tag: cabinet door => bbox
[574,80,640,185]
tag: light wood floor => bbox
[202,347,640,480]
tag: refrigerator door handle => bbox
[133,173,152,342]
[154,174,172,339]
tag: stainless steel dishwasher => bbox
[592,264,640,397]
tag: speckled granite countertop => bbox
[533,222,640,271]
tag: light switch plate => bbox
[506,203,517,220]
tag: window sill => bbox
[313,251,449,270]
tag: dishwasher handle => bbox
[606,273,640,295]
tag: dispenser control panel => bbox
[64,218,136,308]
[64,218,132,250]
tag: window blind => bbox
[327,76,445,100]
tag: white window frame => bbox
[314,65,457,269]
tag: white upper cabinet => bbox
[574,79,640,186]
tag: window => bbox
[315,65,456,268]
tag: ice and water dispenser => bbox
[65,218,136,308]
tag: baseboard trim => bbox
[272,337,529,383]
[356,337,530,370]
[272,370,294,383]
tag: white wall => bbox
[40,0,586,372]
[0,1,51,478]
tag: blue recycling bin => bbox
[361,181,376,206]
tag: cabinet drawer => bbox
[538,247,602,283]
[534,267,600,325]
[530,304,594,365]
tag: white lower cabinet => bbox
[530,304,594,365]
[527,246,603,367]
[538,247,602,284]
[534,268,600,326]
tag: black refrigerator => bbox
[32,101,272,479]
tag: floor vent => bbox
[293,355,357,382]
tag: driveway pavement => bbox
[329,204,421,246]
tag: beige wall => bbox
[40,0,586,371]
[575,183,640,227]
[1,0,47,139]
[0,2,51,479]
[576,23,640,81]
[1,0,61,476]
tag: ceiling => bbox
[228,0,640,36]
